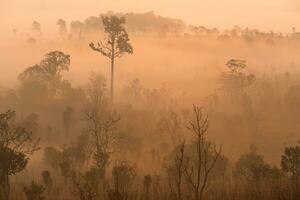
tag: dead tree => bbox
[184,105,222,200]
[171,141,187,200]
[84,73,120,176]
[84,109,120,175]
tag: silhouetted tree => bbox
[41,170,53,189]
[90,16,133,103]
[143,174,152,199]
[66,167,102,200]
[282,144,300,196]
[123,79,143,100]
[85,74,120,176]
[0,110,39,200]
[108,161,136,200]
[235,151,280,183]
[184,105,222,200]
[166,141,187,200]
[19,51,70,99]
[63,106,74,136]
[219,59,255,93]
[24,181,45,200]
[0,147,27,200]
[32,21,41,34]
[57,19,67,36]
[22,113,39,134]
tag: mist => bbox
[1,4,300,200]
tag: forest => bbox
[1,11,300,200]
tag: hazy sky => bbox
[1,0,300,35]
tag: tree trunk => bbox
[177,185,182,200]
[110,40,115,104]
[195,191,200,200]
[111,56,114,104]
[0,170,10,200]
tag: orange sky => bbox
[0,0,300,36]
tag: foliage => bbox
[89,15,133,58]
[112,161,136,193]
[71,11,185,35]
[90,15,133,102]
[52,151,103,200]
[57,19,67,35]
[44,134,91,173]
[0,110,39,154]
[0,110,39,200]
[85,74,120,174]
[219,59,255,93]
[70,167,103,200]
[0,147,27,176]
[86,73,108,106]
[20,51,70,82]
[24,181,45,200]
[281,145,300,178]
[21,113,39,134]
[19,51,70,99]
[32,21,41,33]
[235,152,281,182]
[123,79,143,99]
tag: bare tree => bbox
[167,141,187,200]
[84,74,120,177]
[90,16,133,103]
[85,109,120,175]
[184,105,222,200]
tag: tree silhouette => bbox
[23,181,45,200]
[235,151,280,183]
[20,51,70,82]
[143,174,152,199]
[0,110,39,200]
[166,141,187,200]
[184,105,222,200]
[108,161,136,200]
[62,106,74,136]
[282,145,300,196]
[90,16,133,103]
[32,21,41,34]
[0,147,27,200]
[19,51,70,99]
[57,19,67,36]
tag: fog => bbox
[1,0,299,33]
[1,5,300,200]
